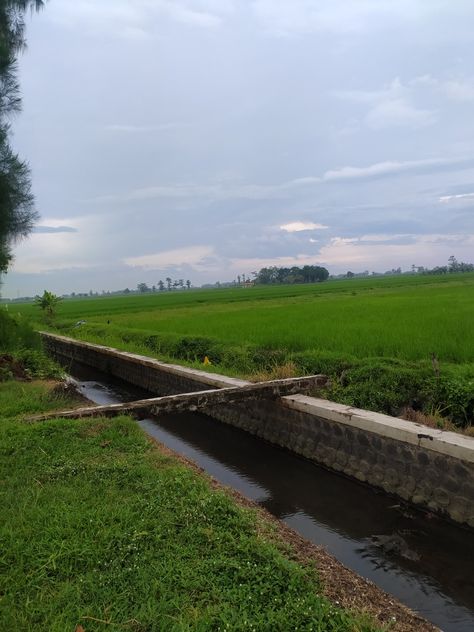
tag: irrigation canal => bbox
[70,363,474,632]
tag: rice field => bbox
[13,272,474,364]
[12,273,474,425]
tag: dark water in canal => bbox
[70,364,474,632]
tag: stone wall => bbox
[42,332,474,527]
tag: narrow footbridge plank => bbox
[29,375,328,422]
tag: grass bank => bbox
[1,380,384,632]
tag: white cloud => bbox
[322,157,456,182]
[317,233,474,270]
[336,78,437,130]
[365,98,435,130]
[439,192,474,203]
[280,221,328,232]
[124,246,215,270]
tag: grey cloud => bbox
[5,0,474,297]
[104,123,186,133]
[251,0,432,36]
[33,225,78,234]
[48,0,231,37]
[94,156,474,206]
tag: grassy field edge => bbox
[0,380,437,632]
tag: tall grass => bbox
[0,310,40,352]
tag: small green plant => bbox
[35,290,62,322]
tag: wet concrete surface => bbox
[70,366,474,632]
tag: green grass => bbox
[12,273,474,425]
[0,381,378,631]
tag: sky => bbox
[3,0,474,297]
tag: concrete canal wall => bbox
[41,332,474,527]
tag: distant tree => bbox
[137,282,149,293]
[255,264,329,285]
[346,271,355,278]
[166,277,172,291]
[178,278,184,289]
[35,289,61,321]
[152,284,156,292]
[123,287,130,294]
[172,280,179,290]
[185,279,191,289]
[448,255,458,273]
[158,280,165,291]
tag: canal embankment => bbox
[41,332,474,528]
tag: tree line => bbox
[254,265,329,285]
[137,278,192,293]
[342,256,474,279]
[0,1,44,273]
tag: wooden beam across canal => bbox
[29,375,328,422]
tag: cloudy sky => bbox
[3,0,474,297]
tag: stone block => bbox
[433,488,451,507]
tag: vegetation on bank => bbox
[14,273,474,430]
[0,310,62,381]
[0,380,379,631]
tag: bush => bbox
[325,359,434,415]
[173,336,224,363]
[250,346,288,371]
[0,311,40,352]
[422,374,474,427]
[290,350,356,376]
[15,349,64,380]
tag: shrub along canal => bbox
[70,363,474,632]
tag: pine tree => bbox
[0,1,44,272]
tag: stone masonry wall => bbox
[42,333,474,527]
